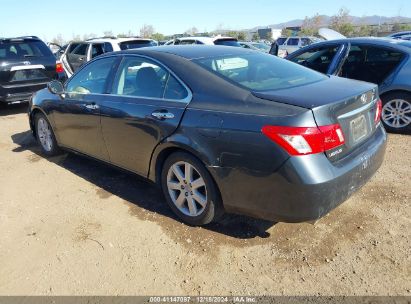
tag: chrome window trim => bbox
[114,54,193,104]
[64,53,193,104]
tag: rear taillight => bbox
[262,124,345,156]
[56,61,64,73]
[375,98,382,124]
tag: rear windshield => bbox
[0,40,52,59]
[119,40,157,50]
[194,53,327,92]
[214,39,241,47]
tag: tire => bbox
[161,152,223,226]
[381,92,411,133]
[34,112,61,156]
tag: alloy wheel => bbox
[37,117,53,152]
[382,99,411,129]
[166,161,208,217]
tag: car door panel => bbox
[100,97,187,175]
[51,93,110,160]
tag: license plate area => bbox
[350,115,368,143]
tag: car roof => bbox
[305,37,411,52]
[86,37,154,43]
[179,36,237,43]
[117,45,255,60]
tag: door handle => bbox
[151,111,175,120]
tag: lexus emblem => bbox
[360,94,367,104]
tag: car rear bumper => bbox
[210,125,387,223]
[0,82,49,103]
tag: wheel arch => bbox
[380,89,411,100]
[148,142,213,185]
[29,107,49,137]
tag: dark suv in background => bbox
[0,36,65,105]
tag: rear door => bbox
[99,55,191,176]
[67,43,89,72]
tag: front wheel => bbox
[381,92,411,133]
[161,152,223,226]
[35,112,61,156]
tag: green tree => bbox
[300,13,324,36]
[151,32,165,41]
[281,29,293,37]
[252,33,260,41]
[330,7,354,37]
[140,24,155,38]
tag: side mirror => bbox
[47,80,64,95]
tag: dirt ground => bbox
[0,104,410,296]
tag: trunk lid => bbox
[253,76,380,160]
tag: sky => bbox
[0,0,410,41]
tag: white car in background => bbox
[60,37,158,78]
[165,36,241,47]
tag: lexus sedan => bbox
[29,46,386,226]
[286,38,411,133]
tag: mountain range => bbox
[248,15,411,30]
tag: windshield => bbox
[214,39,241,47]
[252,43,270,51]
[194,53,327,92]
[276,37,287,45]
[0,40,52,59]
[119,40,157,50]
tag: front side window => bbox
[195,53,327,92]
[290,45,339,74]
[112,56,188,100]
[66,57,117,94]
[72,44,88,56]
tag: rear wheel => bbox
[381,92,411,133]
[35,112,61,156]
[161,152,223,226]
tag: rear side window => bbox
[195,53,327,92]
[67,43,80,53]
[66,57,117,94]
[91,44,105,58]
[179,40,196,45]
[214,39,241,47]
[0,40,52,59]
[119,40,157,50]
[290,45,339,74]
[112,56,188,100]
[340,45,405,85]
[287,38,300,46]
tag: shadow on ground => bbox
[0,103,28,116]
[11,130,275,240]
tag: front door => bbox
[100,55,191,176]
[50,56,120,161]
